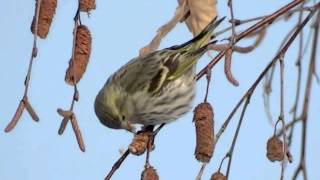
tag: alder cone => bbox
[193,102,214,163]
[129,132,149,156]
[266,136,284,162]
[141,166,159,180]
[65,25,92,85]
[31,0,57,39]
[210,172,226,180]
[80,0,96,12]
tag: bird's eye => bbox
[122,115,125,120]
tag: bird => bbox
[94,17,224,132]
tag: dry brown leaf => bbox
[179,0,218,36]
[139,1,188,56]
[139,0,218,56]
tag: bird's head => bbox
[94,82,135,133]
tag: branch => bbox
[278,54,287,180]
[215,7,316,147]
[103,1,318,179]
[263,25,296,126]
[225,95,251,179]
[57,3,86,152]
[223,0,239,86]
[196,0,306,80]
[4,0,42,132]
[292,8,319,180]
[214,5,315,37]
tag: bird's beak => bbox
[123,121,136,133]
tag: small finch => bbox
[94,17,224,132]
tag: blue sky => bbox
[0,0,319,180]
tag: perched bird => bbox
[94,17,224,132]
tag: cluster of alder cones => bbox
[32,0,95,84]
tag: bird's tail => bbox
[167,17,225,51]
[165,17,224,81]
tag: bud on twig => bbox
[31,0,57,39]
[266,136,284,162]
[141,165,159,180]
[129,132,150,156]
[65,25,92,85]
[193,102,214,163]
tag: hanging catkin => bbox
[193,102,215,163]
[79,0,96,12]
[31,0,57,39]
[65,25,92,85]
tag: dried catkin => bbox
[266,136,284,162]
[65,25,92,85]
[141,166,159,180]
[210,172,226,180]
[31,0,57,39]
[129,132,149,155]
[193,102,214,163]
[79,0,96,12]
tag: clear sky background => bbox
[0,0,319,180]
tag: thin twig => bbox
[278,54,287,180]
[144,125,155,167]
[215,8,316,145]
[225,95,251,179]
[204,69,212,102]
[57,2,86,152]
[262,26,296,126]
[218,155,229,172]
[104,149,130,180]
[195,163,207,180]
[4,0,42,132]
[287,2,310,149]
[215,5,315,37]
[197,0,306,80]
[292,9,319,180]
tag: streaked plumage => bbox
[95,17,224,132]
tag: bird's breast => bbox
[130,72,196,125]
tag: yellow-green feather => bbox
[166,17,224,81]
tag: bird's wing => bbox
[114,49,193,95]
[113,17,225,95]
